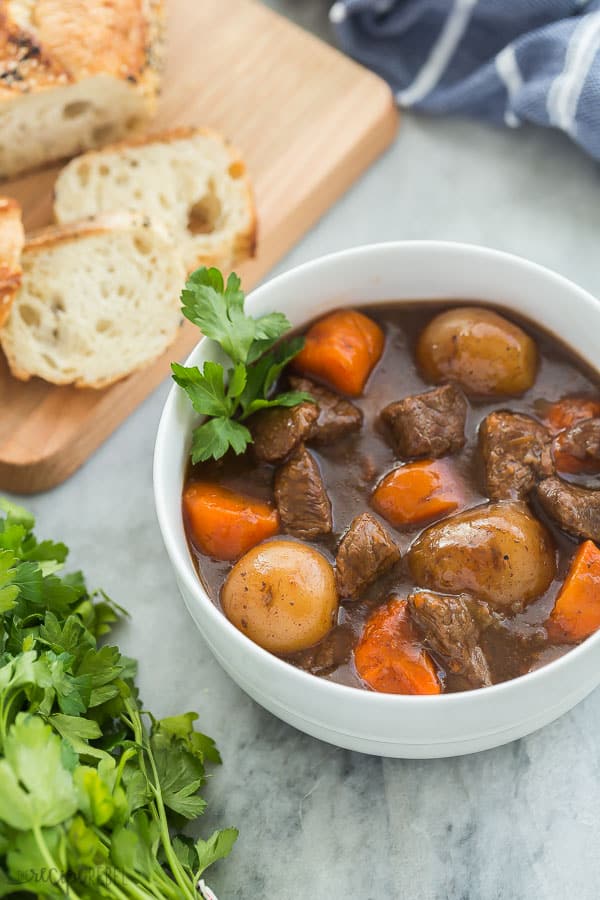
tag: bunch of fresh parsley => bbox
[172,267,311,463]
[0,498,236,898]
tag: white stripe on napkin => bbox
[397,0,479,106]
[329,2,346,24]
[547,11,600,135]
[495,45,523,127]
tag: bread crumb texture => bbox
[0,211,185,388]
[54,127,256,272]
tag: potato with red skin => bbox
[408,501,556,611]
[416,307,538,397]
[221,540,339,654]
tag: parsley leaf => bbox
[171,361,232,418]
[0,499,34,530]
[226,362,247,400]
[157,712,221,765]
[0,714,78,830]
[174,266,309,463]
[247,311,292,362]
[242,390,313,419]
[0,551,18,614]
[181,269,258,365]
[191,417,252,463]
[195,827,239,878]
[150,729,206,820]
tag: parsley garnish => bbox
[172,267,311,463]
[0,498,236,897]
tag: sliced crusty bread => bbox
[0,0,165,179]
[53,127,256,273]
[0,196,24,328]
[0,211,185,389]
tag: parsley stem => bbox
[108,872,156,900]
[121,863,176,900]
[113,745,136,791]
[91,828,177,900]
[32,823,83,900]
[130,874,170,900]
[0,687,14,751]
[123,700,196,900]
[146,755,197,900]
[104,875,130,900]
[147,865,185,900]
[2,687,24,740]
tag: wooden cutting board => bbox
[0,0,398,494]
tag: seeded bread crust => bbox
[0,196,24,327]
[0,0,165,178]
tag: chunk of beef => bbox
[274,445,332,538]
[408,590,492,688]
[536,476,600,542]
[335,512,401,600]
[251,402,318,463]
[480,411,553,500]
[286,624,355,675]
[380,383,467,459]
[553,417,600,473]
[289,376,363,444]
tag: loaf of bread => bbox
[0,0,165,179]
[53,127,256,272]
[0,196,24,327]
[0,212,185,388]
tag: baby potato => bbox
[408,501,556,611]
[221,540,339,654]
[416,307,538,397]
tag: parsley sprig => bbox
[172,267,311,463]
[0,498,236,898]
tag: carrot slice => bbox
[183,482,280,561]
[540,396,600,434]
[371,459,463,528]
[292,309,384,397]
[354,597,441,694]
[548,540,600,642]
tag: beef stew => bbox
[183,303,600,694]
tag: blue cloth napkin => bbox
[330,0,600,160]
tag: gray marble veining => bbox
[6,2,600,898]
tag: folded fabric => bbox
[330,0,600,160]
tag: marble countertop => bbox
[7,3,600,898]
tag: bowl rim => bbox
[154,239,600,710]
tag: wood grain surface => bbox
[0,0,398,493]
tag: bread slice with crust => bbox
[0,196,24,327]
[0,0,165,179]
[53,127,256,273]
[0,211,185,388]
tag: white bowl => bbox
[154,241,600,758]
